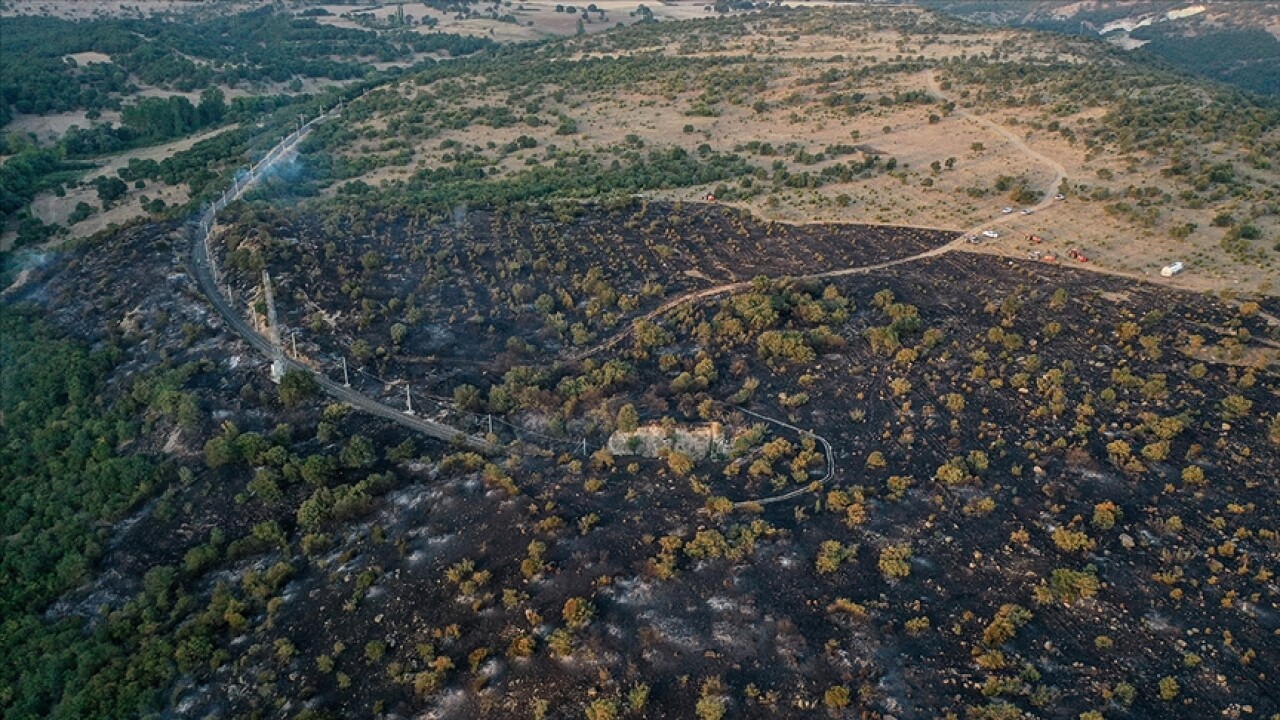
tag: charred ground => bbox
[4,201,1279,719]
[215,201,952,384]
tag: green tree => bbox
[562,596,594,630]
[584,698,617,720]
[616,403,639,432]
[390,322,408,345]
[879,544,912,579]
[341,434,375,468]
[198,87,226,125]
[695,694,725,720]
[94,175,128,208]
[279,368,318,407]
[301,453,335,487]
[824,685,851,710]
[1220,394,1252,420]
[666,450,694,476]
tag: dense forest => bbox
[0,11,493,121]
[1128,25,1280,97]
[0,307,171,718]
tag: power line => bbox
[194,99,603,457]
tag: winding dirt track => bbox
[587,64,1273,363]
[570,238,966,362]
[924,70,1068,229]
[728,405,835,508]
[570,69,1077,507]
[572,70,1071,364]
[926,71,1279,327]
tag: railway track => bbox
[188,112,490,451]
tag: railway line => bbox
[188,110,490,451]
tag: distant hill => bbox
[918,0,1280,95]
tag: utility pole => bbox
[486,414,493,436]
[579,439,588,457]
[405,385,414,415]
[341,357,350,387]
[291,331,298,358]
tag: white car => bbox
[1001,207,1013,214]
[1020,208,1033,215]
[1054,193,1066,201]
[982,230,999,238]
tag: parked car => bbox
[1001,207,1013,214]
[982,230,999,238]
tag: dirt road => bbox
[570,64,1276,365]
[925,70,1278,326]
[923,69,1067,233]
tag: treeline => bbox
[75,87,228,154]
[120,88,226,141]
[60,90,308,158]
[329,144,759,214]
[399,30,496,56]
